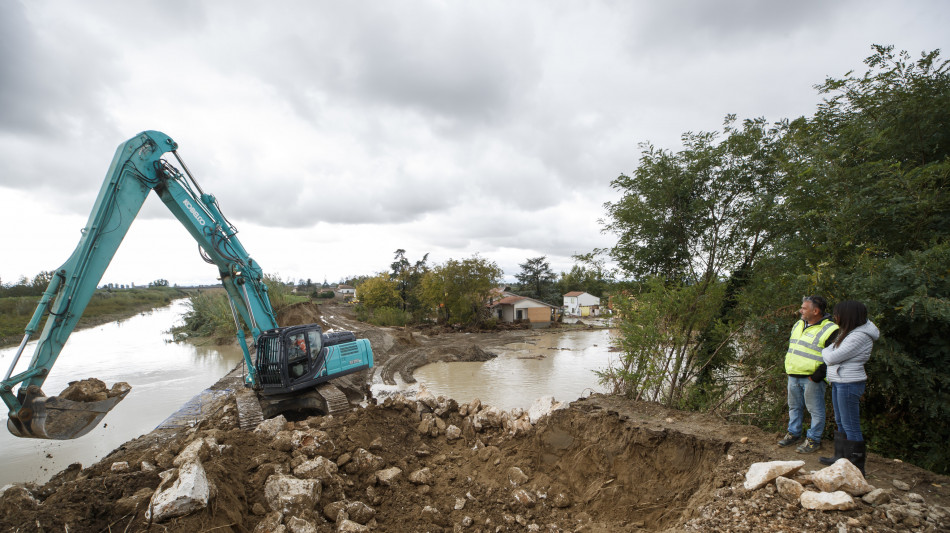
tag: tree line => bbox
[599,45,949,474]
[351,249,613,327]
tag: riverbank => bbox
[2,377,948,531]
[0,286,187,348]
[2,303,948,531]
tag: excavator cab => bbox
[255,324,371,394]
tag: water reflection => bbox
[404,329,618,411]
[0,299,243,487]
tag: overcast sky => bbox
[1,1,946,288]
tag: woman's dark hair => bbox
[833,300,868,348]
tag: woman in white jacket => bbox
[818,300,879,476]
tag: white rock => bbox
[512,488,536,507]
[415,384,439,409]
[528,396,567,424]
[743,460,805,490]
[264,474,321,515]
[147,461,211,522]
[255,415,289,438]
[173,437,219,467]
[409,467,433,485]
[862,488,891,505]
[812,459,874,495]
[445,424,462,441]
[253,511,284,533]
[375,466,403,486]
[111,461,130,473]
[507,416,533,436]
[507,467,529,486]
[455,497,466,510]
[338,519,369,532]
[473,406,504,429]
[286,516,318,533]
[293,457,338,481]
[800,490,856,511]
[892,479,910,491]
[775,476,805,499]
[343,501,376,525]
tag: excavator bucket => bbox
[6,383,131,440]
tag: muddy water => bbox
[0,300,243,487]
[406,328,619,411]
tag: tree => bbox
[149,279,169,287]
[760,45,950,472]
[421,255,503,326]
[390,249,430,315]
[356,274,401,310]
[515,256,557,304]
[601,117,788,407]
[557,251,614,298]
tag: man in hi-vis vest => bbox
[778,295,839,454]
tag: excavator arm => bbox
[1,131,277,439]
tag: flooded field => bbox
[0,300,243,487]
[397,328,618,411]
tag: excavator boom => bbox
[1,131,373,439]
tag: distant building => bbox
[563,291,601,317]
[336,284,355,295]
[490,295,558,328]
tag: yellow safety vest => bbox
[785,318,839,375]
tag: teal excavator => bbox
[1,131,374,440]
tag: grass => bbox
[0,287,187,348]
[171,276,312,344]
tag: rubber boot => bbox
[845,439,867,477]
[819,431,846,466]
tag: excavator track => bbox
[235,388,265,431]
[316,383,351,416]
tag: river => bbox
[0,300,243,487]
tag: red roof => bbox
[564,291,585,297]
[493,295,525,305]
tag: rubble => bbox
[1,390,948,532]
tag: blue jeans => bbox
[787,376,826,442]
[831,381,866,441]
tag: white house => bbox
[336,284,355,295]
[490,295,558,327]
[563,291,601,317]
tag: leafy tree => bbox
[760,45,950,472]
[557,251,614,298]
[149,279,169,287]
[602,117,788,407]
[515,256,557,304]
[390,249,430,315]
[356,274,401,310]
[342,274,372,288]
[421,255,503,326]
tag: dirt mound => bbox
[3,392,948,532]
[277,302,327,330]
[59,378,130,402]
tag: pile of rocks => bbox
[129,391,570,532]
[740,459,949,530]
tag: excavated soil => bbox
[2,301,948,532]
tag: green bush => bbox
[368,306,411,327]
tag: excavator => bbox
[1,131,374,440]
